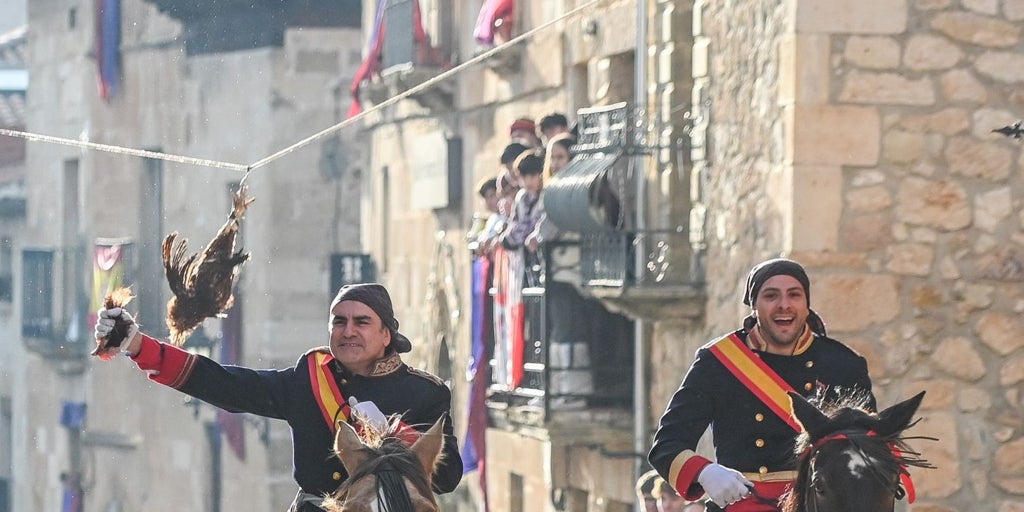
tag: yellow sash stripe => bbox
[709,334,801,432]
[310,351,348,431]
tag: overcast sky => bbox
[0,0,26,35]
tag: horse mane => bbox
[334,439,433,509]
[779,391,934,512]
[322,417,442,512]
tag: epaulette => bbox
[298,346,332,365]
[407,366,445,387]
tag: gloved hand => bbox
[348,397,388,431]
[697,463,752,507]
[94,307,140,353]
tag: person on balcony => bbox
[509,117,541,148]
[527,132,576,253]
[470,176,502,254]
[93,283,463,512]
[500,150,545,253]
[648,259,875,511]
[537,112,572,144]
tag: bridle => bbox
[333,450,423,512]
[799,429,910,512]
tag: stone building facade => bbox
[12,1,364,511]
[355,0,1024,511]
[7,0,1024,511]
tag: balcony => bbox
[359,0,452,112]
[141,0,360,54]
[483,241,634,432]
[543,102,706,321]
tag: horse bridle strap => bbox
[800,429,917,503]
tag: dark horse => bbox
[322,415,445,512]
[780,391,934,512]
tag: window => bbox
[0,237,11,302]
[381,0,445,71]
[509,473,524,512]
[21,249,54,338]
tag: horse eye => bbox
[812,478,827,495]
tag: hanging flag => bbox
[90,242,128,330]
[60,401,87,512]
[474,0,515,46]
[348,0,387,118]
[492,247,524,389]
[217,287,246,461]
[348,0,433,118]
[94,0,122,101]
[462,255,493,511]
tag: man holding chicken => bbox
[648,259,875,511]
[94,283,462,512]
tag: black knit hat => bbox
[330,283,412,353]
[743,258,811,306]
[742,258,826,336]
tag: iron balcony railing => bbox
[484,240,634,429]
[544,102,704,289]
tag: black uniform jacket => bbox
[132,336,462,497]
[647,329,874,499]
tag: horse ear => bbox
[410,414,446,477]
[789,391,830,439]
[874,391,925,437]
[335,421,370,475]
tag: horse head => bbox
[780,391,934,512]
[322,415,445,512]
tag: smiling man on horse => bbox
[94,283,463,512]
[648,259,876,511]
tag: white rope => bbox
[247,0,607,170]
[0,128,250,172]
[0,0,608,173]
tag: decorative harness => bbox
[798,429,915,506]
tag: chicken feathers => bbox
[162,186,254,346]
[91,287,136,360]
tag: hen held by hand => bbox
[91,287,136,360]
[162,186,254,346]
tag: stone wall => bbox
[663,0,1024,509]
[797,1,1023,508]
[17,1,366,510]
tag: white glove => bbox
[348,397,388,431]
[94,307,139,350]
[697,463,752,506]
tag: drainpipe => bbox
[633,0,650,506]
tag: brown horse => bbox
[322,416,445,512]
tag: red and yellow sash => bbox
[308,351,351,432]
[708,333,802,432]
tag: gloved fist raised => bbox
[348,397,388,432]
[92,307,140,359]
[697,463,752,507]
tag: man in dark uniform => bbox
[94,283,462,511]
[648,259,874,512]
